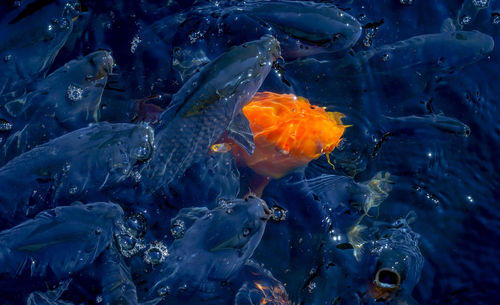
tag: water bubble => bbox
[461,15,472,25]
[0,119,12,131]
[130,35,142,54]
[271,205,287,222]
[68,186,78,194]
[157,286,170,297]
[472,0,488,8]
[3,55,12,62]
[13,1,21,7]
[307,282,317,293]
[62,162,71,172]
[116,234,136,251]
[66,84,83,102]
[171,219,185,239]
[382,54,390,62]
[125,213,147,238]
[492,14,500,24]
[96,295,103,303]
[95,228,102,235]
[59,18,70,30]
[143,241,169,265]
[400,0,414,4]
[134,144,151,161]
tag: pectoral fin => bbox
[228,113,255,155]
[209,235,242,252]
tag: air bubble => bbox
[472,0,488,8]
[493,14,500,24]
[134,144,151,161]
[171,219,185,239]
[271,205,287,222]
[67,84,83,102]
[157,286,170,297]
[461,15,472,25]
[116,234,136,251]
[125,213,147,238]
[0,119,12,131]
[68,186,78,194]
[143,241,169,265]
[3,55,12,62]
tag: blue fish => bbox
[0,0,79,100]
[0,50,114,164]
[143,35,280,190]
[141,196,270,304]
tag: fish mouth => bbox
[369,268,401,300]
[245,194,271,220]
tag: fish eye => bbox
[242,227,251,237]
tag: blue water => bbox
[0,0,499,304]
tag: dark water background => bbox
[0,0,499,304]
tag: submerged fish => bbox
[0,0,79,100]
[220,0,362,59]
[144,35,280,189]
[0,202,122,279]
[0,122,154,228]
[231,92,347,179]
[337,30,494,76]
[1,50,114,164]
[141,196,271,304]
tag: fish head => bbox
[438,31,494,70]
[51,50,113,129]
[0,0,79,78]
[204,196,270,256]
[242,1,361,59]
[367,220,424,302]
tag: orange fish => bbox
[231,91,347,179]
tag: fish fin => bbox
[328,111,346,125]
[209,235,242,252]
[228,112,255,155]
[440,18,456,33]
[306,174,354,195]
[3,98,26,117]
[171,207,209,233]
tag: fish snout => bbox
[245,194,271,220]
[88,50,114,78]
[369,268,401,300]
[261,34,281,61]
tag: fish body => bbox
[0,122,154,228]
[232,0,362,58]
[0,202,122,279]
[381,114,471,137]
[0,0,78,100]
[145,35,280,189]
[141,196,270,304]
[0,50,114,164]
[337,30,494,76]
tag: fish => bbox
[0,202,123,279]
[220,0,362,59]
[231,91,347,179]
[143,35,280,190]
[99,246,139,305]
[0,50,114,164]
[366,218,424,304]
[0,0,79,100]
[234,260,292,305]
[336,30,494,76]
[141,196,271,304]
[0,122,154,228]
[380,114,471,137]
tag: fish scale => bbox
[143,35,280,191]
